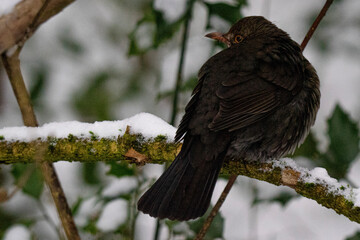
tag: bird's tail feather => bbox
[137,136,225,221]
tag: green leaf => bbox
[153,9,183,47]
[204,1,247,29]
[59,29,84,55]
[72,71,114,121]
[11,164,44,199]
[323,104,359,179]
[107,162,135,178]
[292,131,320,160]
[187,206,224,240]
[17,219,36,228]
[128,3,184,55]
[83,218,99,235]
[0,209,16,238]
[252,191,297,207]
[346,231,360,240]
[82,163,102,185]
[205,3,241,25]
[29,64,48,107]
[71,197,84,216]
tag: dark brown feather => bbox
[138,16,320,221]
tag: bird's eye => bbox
[234,35,244,43]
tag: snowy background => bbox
[1,0,360,239]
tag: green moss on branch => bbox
[1,132,360,224]
[0,132,180,165]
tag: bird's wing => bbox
[175,74,204,142]
[175,40,304,140]
[209,41,304,132]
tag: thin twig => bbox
[196,1,335,238]
[1,47,80,240]
[130,168,141,240]
[3,1,80,239]
[169,0,195,125]
[195,175,237,240]
[153,220,161,240]
[0,0,75,54]
[1,48,37,125]
[300,0,334,51]
[17,0,51,47]
[37,200,64,239]
[156,1,196,239]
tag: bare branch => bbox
[1,32,80,240]
[195,175,237,240]
[300,0,334,51]
[0,0,75,54]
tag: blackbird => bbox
[138,16,320,221]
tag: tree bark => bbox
[1,131,359,224]
[0,0,75,54]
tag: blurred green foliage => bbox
[0,210,16,239]
[11,164,44,199]
[324,104,359,178]
[107,161,136,177]
[187,209,225,240]
[2,0,360,239]
[59,29,85,55]
[164,204,225,240]
[29,64,49,109]
[278,104,360,206]
[73,71,114,121]
[306,0,360,56]
[204,0,247,29]
[252,191,298,207]
[346,231,360,240]
[294,104,360,179]
[128,4,184,55]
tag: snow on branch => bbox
[225,158,360,223]
[0,113,177,142]
[1,113,360,224]
[0,113,180,165]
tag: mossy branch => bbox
[1,130,359,224]
[0,132,181,165]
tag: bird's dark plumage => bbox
[138,16,320,221]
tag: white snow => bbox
[272,157,304,172]
[3,224,31,240]
[75,196,103,227]
[0,0,22,17]
[354,189,360,207]
[272,158,360,207]
[0,112,176,142]
[305,167,338,185]
[102,176,138,197]
[301,167,354,202]
[154,0,186,22]
[1,0,360,239]
[96,199,127,231]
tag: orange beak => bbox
[205,32,231,47]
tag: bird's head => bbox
[206,16,286,47]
